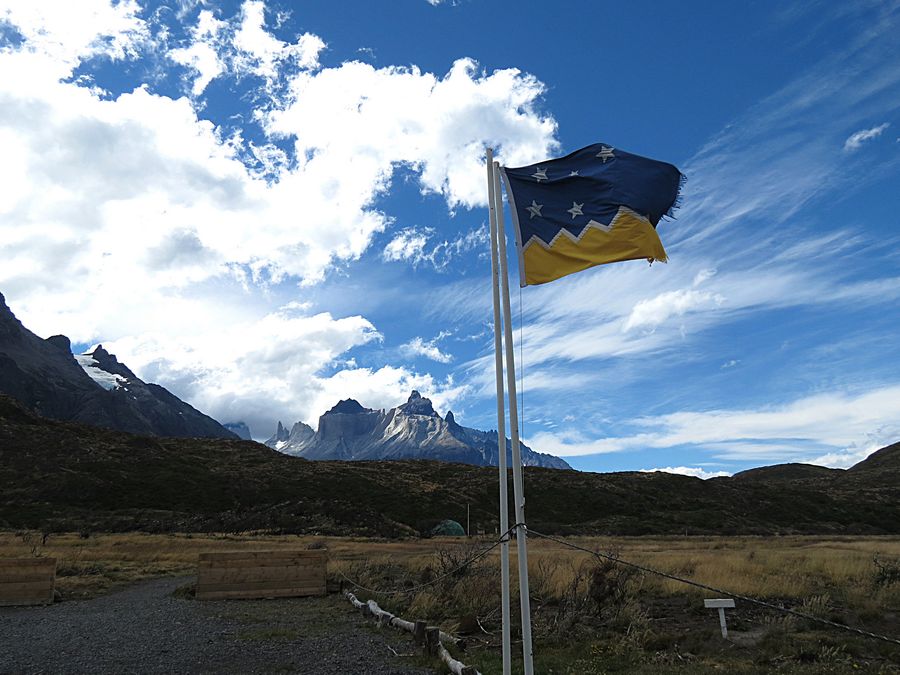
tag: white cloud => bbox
[0,0,557,353]
[401,333,453,363]
[622,288,725,332]
[527,384,900,465]
[0,0,148,72]
[232,0,325,82]
[103,305,380,432]
[264,57,558,209]
[640,467,731,480]
[383,228,430,264]
[383,225,489,269]
[843,122,889,152]
[168,10,228,96]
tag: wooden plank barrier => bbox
[0,557,56,607]
[196,549,326,600]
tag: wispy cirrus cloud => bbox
[844,122,890,152]
[526,384,900,467]
[383,225,488,270]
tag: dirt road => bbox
[0,577,435,674]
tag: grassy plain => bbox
[2,532,899,673]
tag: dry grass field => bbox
[3,531,900,673]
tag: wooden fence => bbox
[196,549,326,600]
[346,591,479,675]
[0,557,56,607]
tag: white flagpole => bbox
[492,159,535,675]
[486,148,512,675]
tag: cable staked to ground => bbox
[338,524,524,598]
[527,528,900,648]
[339,522,900,649]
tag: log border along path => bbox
[346,591,480,675]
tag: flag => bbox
[500,143,683,286]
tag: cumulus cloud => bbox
[168,10,229,96]
[401,332,453,363]
[0,0,558,431]
[264,57,557,209]
[1,1,557,331]
[0,0,148,72]
[622,288,725,332]
[843,122,889,151]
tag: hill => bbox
[1,395,899,537]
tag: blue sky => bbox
[1,0,899,477]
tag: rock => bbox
[45,335,71,352]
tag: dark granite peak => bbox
[46,335,71,352]
[325,398,370,415]
[398,390,436,417]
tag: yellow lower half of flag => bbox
[521,210,668,286]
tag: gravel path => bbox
[0,577,435,674]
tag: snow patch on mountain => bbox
[74,353,128,391]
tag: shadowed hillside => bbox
[2,395,899,537]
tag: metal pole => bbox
[492,160,535,675]
[486,148,512,675]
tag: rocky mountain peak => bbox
[276,421,289,441]
[86,345,136,379]
[223,421,252,440]
[445,410,457,426]
[45,335,72,352]
[0,292,24,341]
[398,390,436,417]
[325,398,369,415]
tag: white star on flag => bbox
[596,146,615,162]
[531,167,548,181]
[526,200,543,218]
[567,202,584,219]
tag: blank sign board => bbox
[196,549,327,600]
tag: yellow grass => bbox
[2,531,899,607]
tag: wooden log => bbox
[414,620,426,645]
[438,643,476,675]
[425,627,440,657]
[0,558,56,607]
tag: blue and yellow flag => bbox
[500,143,683,286]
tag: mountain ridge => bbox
[1,394,899,537]
[265,390,572,470]
[0,291,236,440]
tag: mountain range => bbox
[0,291,571,469]
[265,391,572,470]
[0,292,236,439]
[1,392,898,536]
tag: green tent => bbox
[431,519,466,537]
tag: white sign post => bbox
[704,598,736,638]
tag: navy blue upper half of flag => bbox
[501,143,683,246]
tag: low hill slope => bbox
[1,395,898,536]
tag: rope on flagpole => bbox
[527,528,900,648]
[518,285,525,441]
